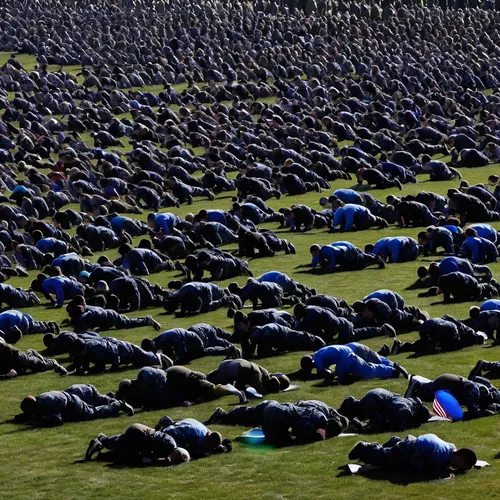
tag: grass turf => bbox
[1,53,500,499]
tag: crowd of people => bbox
[2,0,500,482]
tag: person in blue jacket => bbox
[366,237,421,263]
[300,344,405,383]
[375,161,416,184]
[147,212,180,236]
[349,434,476,474]
[0,309,59,340]
[31,274,85,308]
[257,271,314,300]
[461,228,498,264]
[51,252,93,277]
[33,232,69,256]
[330,200,388,231]
[417,257,492,284]
[467,223,499,243]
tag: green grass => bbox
[2,52,500,499]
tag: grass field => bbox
[2,53,500,499]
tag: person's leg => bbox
[70,394,122,421]
[285,329,320,351]
[218,401,273,425]
[28,320,58,334]
[409,378,436,402]
[65,384,116,406]
[350,343,392,366]
[345,354,396,380]
[115,314,149,329]
[349,325,393,342]
[18,350,65,374]
[130,347,163,368]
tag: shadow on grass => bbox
[336,465,457,485]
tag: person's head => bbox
[488,174,500,186]
[68,304,85,319]
[421,154,431,164]
[20,395,37,414]
[277,374,290,391]
[147,213,157,228]
[417,231,429,244]
[202,431,223,452]
[459,180,469,191]
[300,354,315,371]
[414,400,431,423]
[325,418,342,438]
[6,326,22,344]
[264,375,280,393]
[331,199,345,211]
[78,270,91,284]
[351,300,366,313]
[465,228,478,238]
[43,333,56,348]
[450,448,477,471]
[42,253,55,266]
[469,306,481,319]
[364,243,374,254]
[309,244,321,256]
[228,282,241,295]
[118,243,133,256]
[293,303,306,319]
[32,229,43,243]
[30,278,42,292]
[169,447,190,465]
[417,265,429,279]
[141,338,156,352]
[95,280,109,294]
[232,310,249,334]
[167,280,184,291]
[184,254,198,272]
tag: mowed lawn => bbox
[2,53,500,500]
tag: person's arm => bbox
[32,413,64,427]
[137,260,149,276]
[390,242,400,263]
[128,286,141,312]
[54,283,66,308]
[327,253,337,273]
[311,254,319,269]
[343,210,354,231]
[331,210,342,230]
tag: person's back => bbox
[313,345,352,373]
[163,418,208,451]
[413,434,455,470]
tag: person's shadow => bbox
[336,464,459,485]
